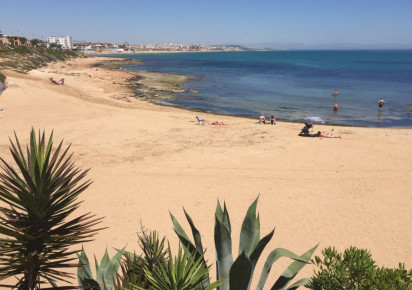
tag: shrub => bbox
[79,228,221,290]
[0,72,5,82]
[306,246,412,290]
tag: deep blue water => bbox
[105,51,412,127]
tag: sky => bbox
[1,0,412,49]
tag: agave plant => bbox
[77,246,125,290]
[170,197,318,290]
[0,129,103,289]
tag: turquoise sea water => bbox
[105,51,412,127]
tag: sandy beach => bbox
[0,57,411,287]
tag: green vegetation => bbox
[170,197,318,290]
[78,229,221,290]
[307,246,412,290]
[78,246,126,289]
[0,71,5,82]
[0,45,83,73]
[0,129,103,289]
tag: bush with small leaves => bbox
[306,246,412,290]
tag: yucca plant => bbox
[171,197,318,290]
[114,228,221,290]
[144,243,223,290]
[0,129,103,289]
[114,228,170,289]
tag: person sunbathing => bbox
[259,113,266,124]
[210,121,226,125]
[49,77,59,85]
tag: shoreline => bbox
[0,57,411,286]
[94,54,412,129]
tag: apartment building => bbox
[47,36,73,49]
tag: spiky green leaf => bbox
[239,196,260,257]
[271,244,318,290]
[229,250,252,290]
[214,214,233,290]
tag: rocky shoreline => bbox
[93,57,191,102]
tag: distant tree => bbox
[19,37,27,44]
[30,38,43,47]
[7,36,14,45]
[49,42,62,49]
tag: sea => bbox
[104,50,412,128]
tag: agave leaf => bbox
[249,229,275,270]
[183,208,204,255]
[284,277,310,290]
[170,212,190,241]
[214,215,233,290]
[229,250,252,290]
[183,208,211,286]
[239,196,260,257]
[215,200,231,234]
[101,246,126,290]
[215,200,224,224]
[271,244,318,290]
[77,247,93,286]
[222,202,231,234]
[256,248,311,290]
[173,230,203,262]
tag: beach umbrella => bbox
[303,116,325,124]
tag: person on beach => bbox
[270,115,276,125]
[259,113,266,124]
[378,98,385,108]
[59,78,65,86]
[333,104,339,111]
[49,77,59,85]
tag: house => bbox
[0,35,32,47]
[0,37,10,45]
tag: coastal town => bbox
[0,32,252,53]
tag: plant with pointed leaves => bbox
[144,243,223,290]
[114,228,169,289]
[77,246,125,290]
[171,197,318,290]
[0,129,103,289]
[114,228,221,290]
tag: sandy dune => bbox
[0,57,411,287]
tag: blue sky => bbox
[1,0,412,49]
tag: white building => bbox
[47,36,73,49]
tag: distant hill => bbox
[0,45,83,74]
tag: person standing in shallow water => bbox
[378,98,385,108]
